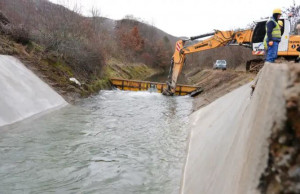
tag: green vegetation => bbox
[105,58,162,80]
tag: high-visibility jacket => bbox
[264,18,281,49]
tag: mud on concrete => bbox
[258,62,300,194]
[181,61,300,194]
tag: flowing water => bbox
[0,90,193,194]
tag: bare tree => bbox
[283,0,300,34]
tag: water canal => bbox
[0,90,193,194]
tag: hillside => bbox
[0,0,263,103]
[0,0,179,102]
[184,46,262,72]
[0,0,178,70]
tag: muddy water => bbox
[0,90,193,194]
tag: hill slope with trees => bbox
[0,0,178,101]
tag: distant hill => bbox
[0,0,259,86]
[0,0,179,70]
[0,0,183,100]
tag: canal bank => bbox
[181,62,300,194]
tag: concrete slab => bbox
[181,63,289,194]
[0,55,67,127]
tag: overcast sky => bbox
[49,0,299,37]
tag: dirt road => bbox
[187,69,256,111]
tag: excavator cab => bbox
[252,21,266,43]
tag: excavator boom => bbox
[162,29,253,96]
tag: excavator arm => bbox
[162,29,253,96]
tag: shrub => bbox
[10,25,30,45]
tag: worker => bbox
[264,8,282,63]
[264,20,283,60]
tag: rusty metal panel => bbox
[110,78,200,96]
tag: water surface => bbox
[0,90,193,194]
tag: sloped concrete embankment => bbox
[0,55,67,127]
[181,62,290,194]
[259,63,300,193]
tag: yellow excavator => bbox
[162,17,300,96]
